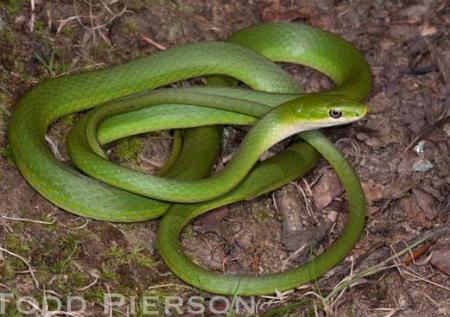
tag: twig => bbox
[289,181,317,222]
[72,217,90,230]
[20,295,84,317]
[260,289,293,302]
[303,225,450,313]
[45,134,65,161]
[402,241,433,265]
[403,109,449,153]
[281,244,307,271]
[105,283,112,317]
[335,137,361,159]
[0,246,40,290]
[34,51,56,77]
[1,215,55,225]
[140,35,167,50]
[399,267,450,291]
[76,276,98,291]
[146,283,193,291]
[29,0,35,32]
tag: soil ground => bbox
[0,0,449,316]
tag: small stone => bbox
[361,179,384,204]
[413,159,434,172]
[420,24,437,37]
[413,140,426,156]
[430,248,450,275]
[412,188,438,220]
[326,209,338,223]
[312,171,344,210]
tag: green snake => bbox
[8,23,371,295]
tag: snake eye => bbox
[329,109,342,119]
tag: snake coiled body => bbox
[8,23,371,295]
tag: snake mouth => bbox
[355,105,368,118]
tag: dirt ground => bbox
[0,0,449,316]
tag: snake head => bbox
[264,94,367,144]
[284,94,367,130]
